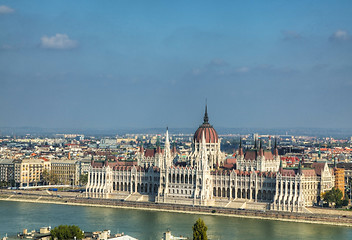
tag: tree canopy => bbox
[322,187,343,207]
[80,174,88,185]
[50,225,84,240]
[192,218,208,240]
[42,169,59,185]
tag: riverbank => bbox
[1,191,352,227]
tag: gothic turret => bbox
[104,155,108,167]
[238,137,244,156]
[140,142,144,153]
[298,160,302,174]
[163,127,172,169]
[259,139,264,156]
[274,138,279,156]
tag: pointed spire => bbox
[172,141,177,153]
[140,142,144,153]
[165,127,170,148]
[238,137,244,156]
[259,139,262,149]
[156,136,160,147]
[274,138,279,156]
[203,99,209,124]
[104,155,108,166]
[298,159,302,174]
[156,136,161,153]
[254,138,257,149]
[163,127,171,169]
[259,139,264,156]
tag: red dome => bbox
[194,124,219,143]
[193,104,219,143]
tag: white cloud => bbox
[0,5,14,14]
[41,34,78,49]
[330,30,350,41]
[192,68,202,76]
[235,67,249,73]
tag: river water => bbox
[0,201,351,240]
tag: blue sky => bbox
[1,1,352,130]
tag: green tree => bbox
[51,225,84,240]
[192,218,207,240]
[322,187,343,207]
[80,174,88,186]
[42,169,50,185]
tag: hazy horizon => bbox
[1,1,352,129]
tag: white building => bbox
[86,106,335,212]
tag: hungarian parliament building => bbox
[86,106,335,212]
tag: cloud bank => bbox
[41,34,78,49]
[330,30,350,41]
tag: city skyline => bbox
[1,1,352,129]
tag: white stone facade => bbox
[86,109,335,212]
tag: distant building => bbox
[14,158,51,187]
[237,139,280,172]
[0,159,14,183]
[51,159,80,185]
[334,167,345,197]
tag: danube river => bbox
[0,201,352,240]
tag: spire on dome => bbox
[203,99,209,124]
